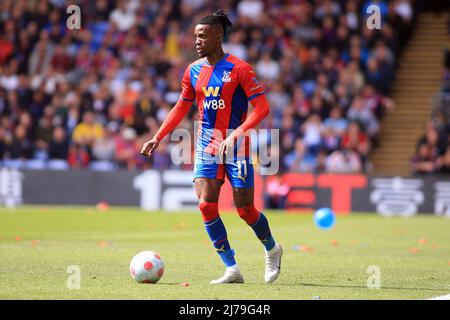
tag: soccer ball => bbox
[129,251,165,284]
[313,207,336,230]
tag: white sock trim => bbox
[226,264,240,272]
[266,243,279,255]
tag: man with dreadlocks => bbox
[141,9,283,284]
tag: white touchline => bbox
[428,294,450,300]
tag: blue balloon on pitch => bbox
[314,208,336,229]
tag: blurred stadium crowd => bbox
[0,0,417,173]
[411,14,450,174]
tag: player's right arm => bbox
[140,66,196,157]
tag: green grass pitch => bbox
[0,206,449,300]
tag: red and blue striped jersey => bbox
[180,53,266,158]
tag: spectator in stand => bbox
[280,114,297,158]
[417,125,447,157]
[267,82,291,129]
[316,149,328,172]
[151,138,171,170]
[333,82,352,112]
[28,31,54,78]
[347,95,380,140]
[6,124,34,159]
[48,126,69,160]
[237,0,264,22]
[370,40,395,95]
[72,111,104,148]
[325,147,362,173]
[222,30,248,61]
[0,60,19,92]
[291,86,310,125]
[67,142,90,168]
[255,51,281,81]
[394,0,413,24]
[264,174,290,209]
[3,90,21,125]
[322,106,348,153]
[65,104,80,137]
[341,121,370,167]
[411,143,439,174]
[344,0,360,31]
[300,113,323,156]
[301,46,322,81]
[34,114,54,159]
[432,110,450,138]
[284,138,317,172]
[0,35,14,66]
[360,84,395,120]
[16,75,33,111]
[324,106,348,134]
[319,15,338,53]
[115,126,138,169]
[51,44,72,73]
[308,94,326,119]
[365,57,383,93]
[92,122,118,162]
[346,60,366,96]
[18,112,34,140]
[109,0,137,32]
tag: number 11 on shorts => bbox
[237,159,247,181]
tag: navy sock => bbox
[250,212,276,251]
[204,216,236,267]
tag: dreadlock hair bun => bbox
[212,9,227,17]
[198,9,233,39]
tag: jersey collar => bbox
[203,53,229,67]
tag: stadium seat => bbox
[25,159,47,170]
[47,160,69,170]
[89,161,116,171]
[3,159,25,169]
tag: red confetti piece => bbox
[97,240,107,247]
[410,247,420,253]
[419,238,427,245]
[96,201,109,211]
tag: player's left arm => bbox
[219,65,270,156]
[236,65,270,135]
[237,94,270,134]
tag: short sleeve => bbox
[180,66,196,102]
[239,65,265,101]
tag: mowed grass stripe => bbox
[0,207,449,299]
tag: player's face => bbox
[194,24,221,58]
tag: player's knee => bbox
[237,205,260,225]
[199,202,219,222]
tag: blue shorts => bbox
[193,155,254,188]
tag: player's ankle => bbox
[226,264,240,273]
[266,243,279,255]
